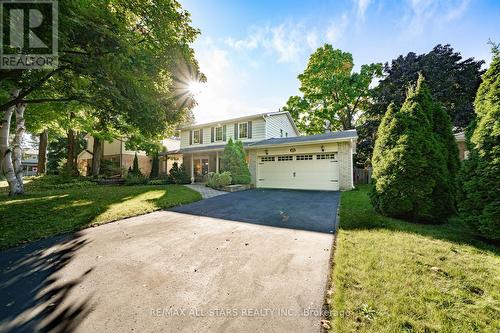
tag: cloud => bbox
[306,31,319,50]
[325,14,348,43]
[354,0,372,20]
[403,0,471,34]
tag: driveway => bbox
[0,189,339,333]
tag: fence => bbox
[353,167,372,185]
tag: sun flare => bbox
[188,81,204,96]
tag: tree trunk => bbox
[92,137,103,177]
[37,129,48,174]
[0,97,23,195]
[12,103,26,193]
[67,129,76,175]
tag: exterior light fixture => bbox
[265,149,268,155]
[321,145,325,152]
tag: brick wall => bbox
[122,154,152,176]
[337,142,354,190]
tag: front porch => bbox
[183,151,223,183]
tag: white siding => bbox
[179,118,266,148]
[265,113,298,139]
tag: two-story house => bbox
[177,111,357,191]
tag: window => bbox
[280,129,283,138]
[239,122,248,139]
[260,156,275,162]
[296,154,313,160]
[285,132,288,138]
[316,153,336,160]
[277,155,293,161]
[193,129,200,144]
[215,126,223,141]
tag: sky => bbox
[180,0,500,124]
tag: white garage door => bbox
[257,153,339,191]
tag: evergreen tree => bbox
[131,152,141,176]
[221,138,251,184]
[150,152,159,179]
[459,46,500,240]
[370,75,453,222]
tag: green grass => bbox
[0,177,201,250]
[330,185,499,333]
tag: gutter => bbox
[247,136,359,150]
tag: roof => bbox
[175,130,357,153]
[176,142,253,154]
[454,132,466,141]
[248,130,358,148]
[179,111,300,135]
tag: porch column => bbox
[216,151,219,173]
[190,154,194,183]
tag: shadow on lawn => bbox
[0,233,93,332]
[340,188,499,255]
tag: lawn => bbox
[0,177,201,250]
[330,185,499,333]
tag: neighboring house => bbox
[178,111,357,191]
[454,132,469,161]
[77,137,181,176]
[22,148,38,176]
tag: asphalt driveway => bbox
[0,189,339,332]
[170,188,340,234]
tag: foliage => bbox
[331,185,499,333]
[370,75,457,222]
[124,174,149,186]
[150,152,160,179]
[46,135,86,174]
[221,139,251,184]
[168,162,191,184]
[99,159,122,177]
[1,0,204,188]
[206,172,232,189]
[358,44,484,167]
[0,181,201,249]
[130,153,142,177]
[459,46,500,240]
[282,44,382,133]
[148,179,168,185]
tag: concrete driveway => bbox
[0,189,339,333]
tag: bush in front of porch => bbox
[221,139,251,184]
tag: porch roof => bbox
[176,142,252,154]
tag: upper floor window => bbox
[280,129,283,138]
[193,129,201,144]
[215,126,223,141]
[238,122,248,139]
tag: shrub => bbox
[124,174,148,186]
[150,152,159,179]
[168,162,191,184]
[206,171,232,189]
[458,47,500,240]
[370,74,455,222]
[148,179,167,185]
[100,159,122,177]
[221,138,251,184]
[129,152,142,177]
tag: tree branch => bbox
[20,96,84,104]
[0,66,67,112]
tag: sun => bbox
[188,81,204,96]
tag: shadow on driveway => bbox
[170,189,340,234]
[0,233,93,333]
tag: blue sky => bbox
[180,0,500,124]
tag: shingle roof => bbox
[175,130,357,153]
[248,130,357,147]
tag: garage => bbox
[256,152,340,191]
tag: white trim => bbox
[238,122,248,139]
[215,126,223,142]
[248,137,358,150]
[192,129,201,144]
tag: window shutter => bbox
[223,125,227,141]
[200,128,203,144]
[211,127,214,143]
[234,123,238,139]
[248,121,252,139]
[189,130,192,145]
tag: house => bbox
[22,148,38,176]
[454,132,469,161]
[77,137,181,176]
[177,111,357,191]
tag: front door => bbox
[193,158,209,182]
